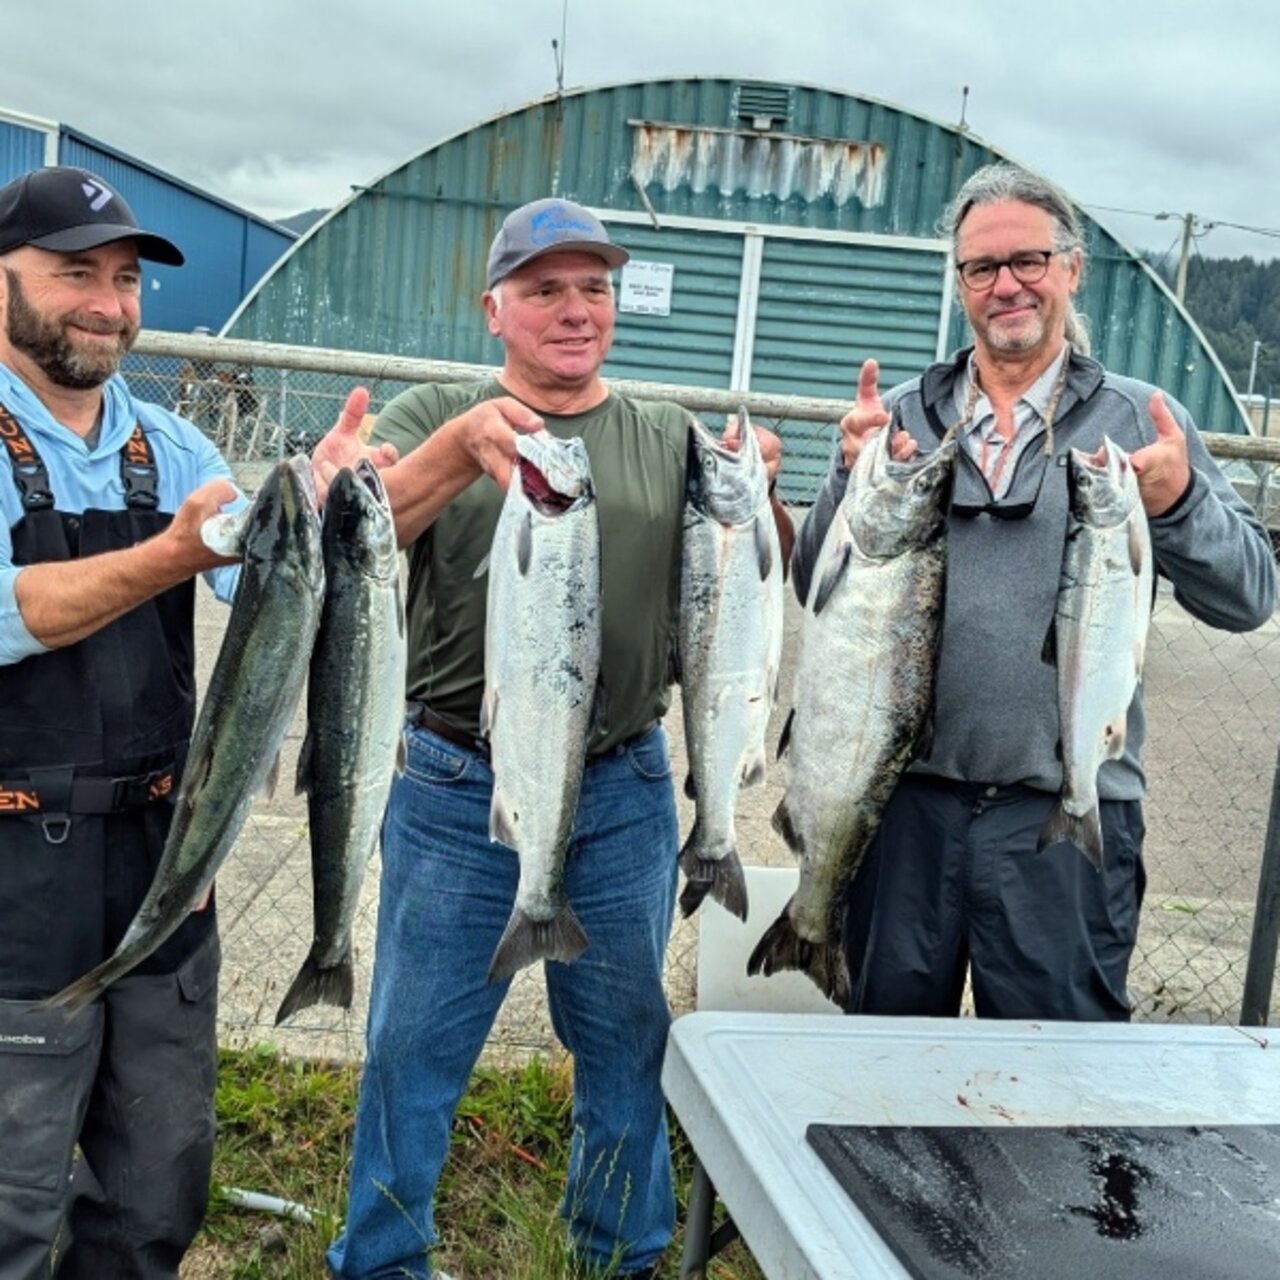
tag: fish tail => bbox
[274,946,355,1024]
[1037,801,1104,870]
[678,837,748,921]
[39,956,130,1017]
[747,903,850,1008]
[486,904,589,984]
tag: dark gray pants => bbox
[843,777,1146,1021]
[0,933,219,1280]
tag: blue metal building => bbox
[0,105,295,334]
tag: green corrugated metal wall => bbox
[603,224,740,388]
[225,76,1249,503]
[752,239,946,395]
[751,237,949,500]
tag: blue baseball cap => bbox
[486,198,627,289]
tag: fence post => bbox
[1240,743,1280,1026]
[278,368,290,457]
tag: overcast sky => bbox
[9,1,1279,266]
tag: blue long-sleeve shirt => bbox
[0,364,243,666]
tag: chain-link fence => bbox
[128,333,1280,1060]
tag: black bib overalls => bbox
[0,403,220,1279]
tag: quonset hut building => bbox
[222,77,1249,502]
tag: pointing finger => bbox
[857,359,881,407]
[335,386,371,436]
[1148,391,1183,442]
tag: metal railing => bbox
[125,332,1280,1057]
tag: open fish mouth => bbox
[514,431,592,513]
[518,455,581,514]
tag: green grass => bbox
[187,1045,764,1280]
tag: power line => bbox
[1082,202,1280,242]
[1212,219,1280,241]
[1084,202,1168,219]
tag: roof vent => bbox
[735,83,791,131]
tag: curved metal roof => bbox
[225,75,1248,434]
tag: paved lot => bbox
[197,502,1280,1060]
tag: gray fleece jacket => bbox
[792,347,1277,801]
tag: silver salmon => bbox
[276,461,406,1024]
[47,456,325,1015]
[677,411,783,920]
[1038,438,1152,868]
[748,424,956,1007]
[482,430,601,983]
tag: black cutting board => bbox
[806,1124,1280,1279]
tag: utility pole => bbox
[1174,212,1194,303]
[1247,339,1263,400]
[1156,210,1211,302]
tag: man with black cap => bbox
[0,166,241,1279]
[318,197,791,1280]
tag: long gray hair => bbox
[940,163,1091,355]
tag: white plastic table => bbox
[662,1011,1280,1279]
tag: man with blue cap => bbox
[0,166,241,1279]
[319,196,791,1280]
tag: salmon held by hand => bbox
[676,410,783,921]
[483,430,602,983]
[749,423,956,1008]
[1039,438,1152,869]
[276,460,407,1024]
[46,457,326,1015]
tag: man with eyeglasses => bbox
[793,162,1276,1024]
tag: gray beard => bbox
[3,268,135,390]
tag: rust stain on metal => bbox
[629,123,887,208]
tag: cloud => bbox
[4,0,1276,258]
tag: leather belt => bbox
[407,703,659,763]
[408,703,490,759]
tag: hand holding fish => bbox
[311,387,399,505]
[721,413,783,490]
[839,359,916,468]
[164,479,242,573]
[1130,392,1193,517]
[456,396,545,491]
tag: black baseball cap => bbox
[0,166,184,266]
[486,198,627,289]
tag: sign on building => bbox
[619,260,674,316]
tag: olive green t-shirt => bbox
[374,379,689,753]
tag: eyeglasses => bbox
[954,249,1062,292]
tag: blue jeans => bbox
[327,722,679,1279]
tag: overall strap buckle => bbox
[0,401,55,512]
[120,423,159,511]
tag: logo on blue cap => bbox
[529,204,595,248]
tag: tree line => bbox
[1145,253,1280,399]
